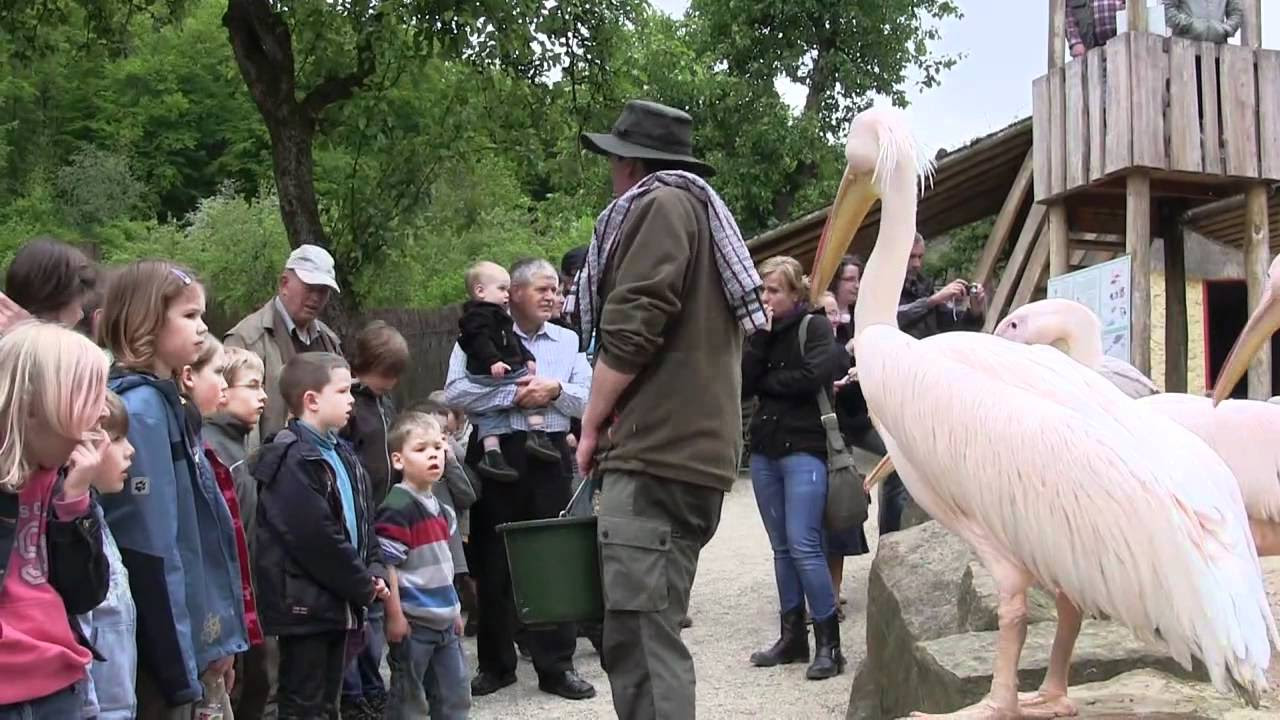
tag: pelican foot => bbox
[1016,691,1077,718]
[908,698,1020,719]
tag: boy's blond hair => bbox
[464,261,507,300]
[387,411,443,455]
[222,346,265,386]
[102,390,129,440]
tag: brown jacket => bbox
[223,298,341,453]
[595,187,743,492]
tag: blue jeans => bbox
[342,602,386,701]
[385,621,470,720]
[0,684,82,720]
[750,453,837,622]
[470,368,529,438]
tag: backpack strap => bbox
[797,315,854,464]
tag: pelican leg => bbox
[1250,518,1280,557]
[1018,591,1081,718]
[911,589,1028,719]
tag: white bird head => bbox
[1214,254,1280,406]
[808,106,933,304]
[994,298,1102,357]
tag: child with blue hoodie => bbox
[96,261,248,717]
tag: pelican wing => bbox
[857,326,1276,701]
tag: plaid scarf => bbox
[565,171,766,352]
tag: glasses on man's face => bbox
[229,381,265,392]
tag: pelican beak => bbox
[809,168,879,304]
[1213,286,1280,406]
[863,454,895,494]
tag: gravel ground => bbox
[466,450,885,720]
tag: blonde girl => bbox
[0,322,110,715]
[96,262,248,718]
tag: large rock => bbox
[957,560,1056,633]
[1068,668,1275,718]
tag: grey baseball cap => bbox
[285,244,340,293]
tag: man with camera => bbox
[897,233,986,340]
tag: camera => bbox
[966,283,982,296]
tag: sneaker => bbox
[477,449,519,482]
[525,430,562,463]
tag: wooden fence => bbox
[360,305,464,409]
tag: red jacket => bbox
[205,445,263,646]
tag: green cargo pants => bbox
[597,471,724,720]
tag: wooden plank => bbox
[1048,0,1066,69]
[1048,204,1069,276]
[1167,38,1203,173]
[1219,44,1259,178]
[1049,66,1067,196]
[1199,42,1222,175]
[1032,74,1052,201]
[1242,0,1262,48]
[1013,231,1051,311]
[1130,32,1167,170]
[972,150,1033,290]
[1064,59,1089,189]
[1162,215,1188,393]
[1127,172,1152,376]
[1257,50,1280,180]
[1128,0,1148,32]
[985,204,1048,332]
[1070,239,1125,253]
[1244,183,1272,397]
[1087,48,1107,181]
[1104,34,1133,175]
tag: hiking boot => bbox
[806,613,846,680]
[477,449,519,482]
[750,607,809,667]
[525,430,562,463]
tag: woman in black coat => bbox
[742,256,846,681]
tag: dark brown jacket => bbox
[595,187,743,492]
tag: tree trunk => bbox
[770,40,833,223]
[265,110,325,248]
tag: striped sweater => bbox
[374,483,460,630]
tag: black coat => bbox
[742,308,843,460]
[341,383,396,507]
[458,300,535,374]
[251,421,382,636]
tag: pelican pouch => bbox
[798,315,869,532]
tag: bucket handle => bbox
[559,473,596,519]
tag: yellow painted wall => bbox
[1148,269,1207,395]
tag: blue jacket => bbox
[99,370,249,705]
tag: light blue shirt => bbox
[297,420,359,546]
[444,320,591,432]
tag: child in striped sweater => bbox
[377,412,470,719]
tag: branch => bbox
[301,13,379,118]
[223,0,296,116]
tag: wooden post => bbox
[1048,205,1070,276]
[1128,0,1148,33]
[1241,0,1262,48]
[1127,172,1152,376]
[1244,185,1272,398]
[1161,208,1188,393]
[1049,0,1066,69]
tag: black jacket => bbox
[251,421,382,636]
[897,274,982,340]
[742,308,842,460]
[458,300,535,374]
[341,384,396,506]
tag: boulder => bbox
[957,560,1056,633]
[1067,668,1275,719]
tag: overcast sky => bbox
[652,0,1279,152]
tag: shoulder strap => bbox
[797,314,849,454]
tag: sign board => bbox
[1046,254,1133,362]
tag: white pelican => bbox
[995,297,1280,557]
[812,107,1276,718]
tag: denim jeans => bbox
[0,684,81,720]
[469,368,528,438]
[749,453,837,622]
[342,602,386,702]
[385,621,470,720]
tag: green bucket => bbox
[497,515,603,627]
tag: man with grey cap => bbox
[225,243,343,452]
[567,99,765,720]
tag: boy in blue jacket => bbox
[252,352,388,719]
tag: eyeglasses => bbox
[229,381,265,391]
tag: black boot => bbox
[750,607,809,667]
[806,613,846,680]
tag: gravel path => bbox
[466,451,885,719]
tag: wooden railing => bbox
[1032,32,1280,201]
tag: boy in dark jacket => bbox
[456,261,560,482]
[252,352,388,720]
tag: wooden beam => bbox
[1161,210,1189,393]
[1070,238,1125,253]
[1013,231,1051,310]
[1128,0,1148,33]
[1048,0,1066,69]
[1127,172,1152,376]
[973,150,1033,289]
[1049,204,1069,276]
[1241,0,1262,48]
[1245,183,1272,398]
[985,205,1048,331]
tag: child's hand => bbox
[526,360,537,374]
[372,576,391,601]
[443,442,455,463]
[490,361,511,377]
[63,432,111,498]
[453,614,465,636]
[387,610,410,644]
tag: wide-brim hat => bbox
[581,99,716,177]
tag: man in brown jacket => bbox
[571,100,765,720]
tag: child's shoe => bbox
[525,430,562,463]
[478,449,519,482]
